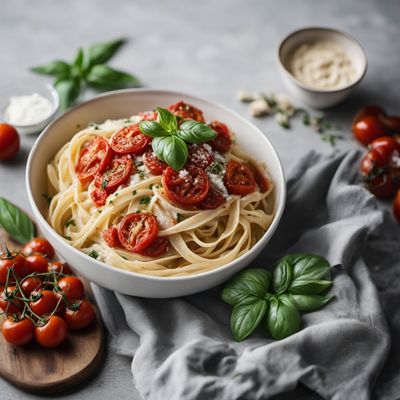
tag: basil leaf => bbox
[0,198,35,244]
[55,77,81,111]
[73,47,84,70]
[177,120,217,144]
[139,121,168,137]
[221,268,270,306]
[289,293,334,312]
[289,279,332,295]
[86,38,126,67]
[231,298,267,342]
[152,136,168,162]
[289,253,331,281]
[272,257,293,294]
[31,60,71,78]
[156,108,177,131]
[264,295,300,340]
[161,136,188,170]
[86,64,139,90]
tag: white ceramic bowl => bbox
[278,27,367,109]
[26,89,286,298]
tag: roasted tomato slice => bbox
[187,144,214,169]
[94,155,133,191]
[138,237,170,257]
[143,149,168,175]
[162,166,209,206]
[103,226,121,248]
[198,187,225,209]
[224,160,256,196]
[111,124,152,154]
[75,137,113,184]
[118,213,158,253]
[90,187,108,207]
[208,121,232,153]
[167,101,205,123]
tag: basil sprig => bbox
[221,253,334,341]
[31,38,139,110]
[139,108,217,170]
[0,198,35,244]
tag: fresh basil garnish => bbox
[54,77,81,111]
[221,253,335,342]
[31,60,71,78]
[177,120,217,144]
[139,121,169,138]
[156,107,178,131]
[0,198,35,244]
[86,38,126,67]
[86,64,139,90]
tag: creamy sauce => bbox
[288,41,356,90]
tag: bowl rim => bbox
[277,26,368,94]
[26,88,286,282]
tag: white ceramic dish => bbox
[278,27,367,109]
[26,89,286,298]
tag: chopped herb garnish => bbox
[101,179,108,190]
[138,170,145,179]
[139,196,151,205]
[89,250,98,259]
[177,213,185,222]
[90,123,100,130]
[209,162,223,175]
[135,161,144,167]
[65,219,75,228]
[121,255,128,260]
[136,209,142,213]
[132,190,137,195]
[109,200,113,205]
[65,235,71,241]
[321,134,343,147]
[148,184,154,190]
[115,192,119,197]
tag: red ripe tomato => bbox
[75,137,113,184]
[138,111,157,121]
[0,123,20,161]
[23,238,55,259]
[369,136,400,162]
[393,190,400,222]
[90,187,108,207]
[48,261,73,275]
[143,149,167,175]
[35,315,68,348]
[138,237,170,257]
[224,160,256,196]
[57,276,84,302]
[0,286,23,314]
[21,277,42,297]
[103,226,120,247]
[94,155,133,191]
[30,290,58,316]
[64,299,95,330]
[0,253,29,284]
[198,187,225,209]
[111,124,152,154]
[208,121,232,153]
[381,115,400,133]
[352,115,387,146]
[353,105,386,124]
[117,212,158,253]
[26,253,49,274]
[162,166,209,206]
[2,317,34,346]
[167,101,205,122]
[187,144,214,169]
[248,163,271,193]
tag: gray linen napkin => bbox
[92,149,397,400]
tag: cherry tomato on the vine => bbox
[63,299,95,330]
[0,253,29,284]
[0,123,20,161]
[48,261,73,275]
[57,276,84,302]
[352,115,387,146]
[0,286,24,314]
[23,238,55,259]
[2,317,34,346]
[30,290,59,316]
[21,277,42,297]
[34,315,68,348]
[26,253,49,274]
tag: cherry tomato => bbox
[30,290,58,316]
[143,149,167,175]
[138,237,170,257]
[369,136,400,162]
[48,261,73,275]
[23,238,55,259]
[208,121,232,153]
[103,226,120,248]
[138,111,157,121]
[224,160,256,196]
[117,212,158,253]
[0,253,29,284]
[167,101,205,122]
[21,277,42,297]
[75,137,113,184]
[381,115,400,133]
[90,187,108,207]
[353,105,386,124]
[0,286,23,314]
[94,155,133,191]
[2,317,34,346]
[163,166,209,206]
[352,115,387,146]
[187,144,214,169]
[26,253,49,274]
[393,190,400,223]
[111,124,152,154]
[64,299,95,330]
[198,187,225,209]
[57,276,84,302]
[249,163,271,193]
[0,123,20,161]
[35,315,68,348]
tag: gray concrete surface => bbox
[0,0,399,398]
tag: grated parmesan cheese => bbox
[179,169,189,178]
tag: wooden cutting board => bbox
[0,224,105,394]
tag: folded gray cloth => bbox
[92,149,399,400]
